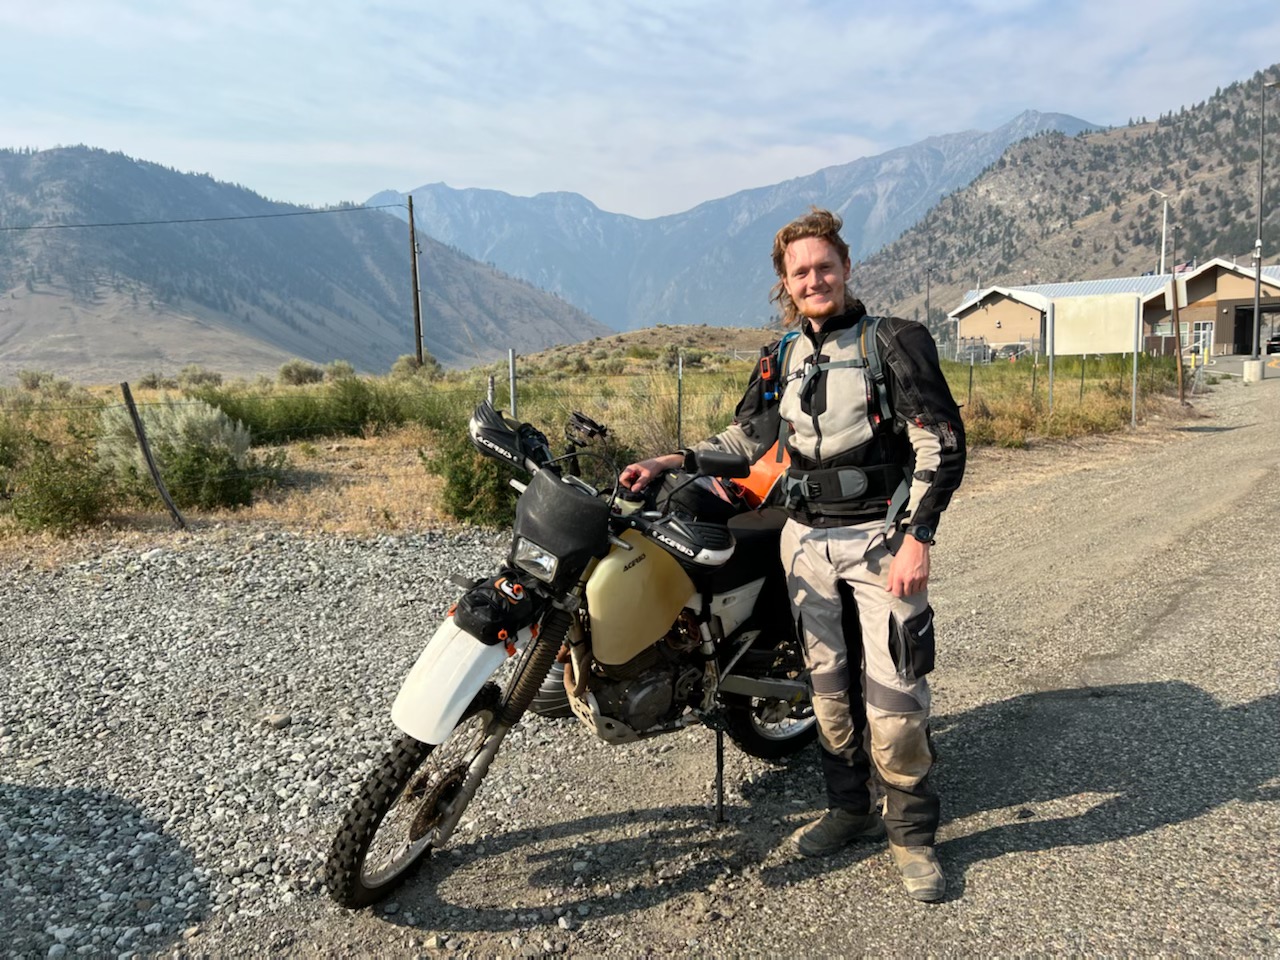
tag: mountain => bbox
[851,65,1280,331]
[0,147,609,383]
[371,110,1098,331]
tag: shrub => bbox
[0,416,24,500]
[177,364,223,390]
[419,424,517,526]
[7,434,112,533]
[137,371,178,390]
[98,399,283,510]
[17,370,54,391]
[391,352,443,380]
[278,358,325,386]
[325,360,357,381]
[327,377,408,435]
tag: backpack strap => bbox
[861,316,912,533]
[861,316,893,427]
[770,331,801,461]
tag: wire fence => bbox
[0,349,1183,532]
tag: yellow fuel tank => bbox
[586,528,696,666]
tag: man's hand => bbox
[619,453,683,492]
[887,535,930,598]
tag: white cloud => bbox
[1,0,1278,217]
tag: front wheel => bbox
[722,692,817,761]
[326,684,501,909]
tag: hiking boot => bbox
[791,809,886,858]
[889,843,946,902]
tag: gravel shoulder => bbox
[3,381,1278,957]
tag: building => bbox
[949,262,1280,357]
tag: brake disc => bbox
[408,764,470,842]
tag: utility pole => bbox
[1170,225,1185,404]
[408,194,424,366]
[924,231,932,333]
[1252,79,1279,361]
[1151,188,1169,275]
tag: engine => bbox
[568,614,706,742]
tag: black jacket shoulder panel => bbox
[873,316,966,529]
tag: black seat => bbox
[706,508,787,593]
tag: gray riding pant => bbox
[781,517,940,845]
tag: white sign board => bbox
[1051,294,1141,355]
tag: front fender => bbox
[391,617,527,744]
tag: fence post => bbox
[1079,354,1086,401]
[1131,295,1141,429]
[677,349,684,449]
[508,349,518,418]
[120,382,187,531]
[967,354,974,406]
[487,375,495,406]
[1047,301,1056,415]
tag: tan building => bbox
[1140,258,1280,355]
[947,287,1047,355]
[950,261,1280,357]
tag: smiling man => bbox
[621,207,966,901]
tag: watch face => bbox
[911,525,934,542]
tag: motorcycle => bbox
[326,401,815,909]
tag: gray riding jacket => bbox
[692,304,966,532]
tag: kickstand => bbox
[715,727,725,823]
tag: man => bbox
[620,208,966,902]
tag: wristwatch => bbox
[905,523,935,544]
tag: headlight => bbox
[512,537,560,583]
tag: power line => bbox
[0,203,407,233]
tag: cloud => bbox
[2,0,1279,217]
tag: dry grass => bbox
[0,423,456,569]
[0,330,1192,570]
[200,423,449,534]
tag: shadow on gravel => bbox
[929,682,1280,898]
[357,682,1278,924]
[1173,425,1251,433]
[0,783,210,957]
[371,797,835,933]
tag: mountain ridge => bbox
[0,146,609,383]
[373,110,1099,330]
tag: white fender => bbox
[391,617,531,744]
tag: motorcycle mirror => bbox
[687,449,751,479]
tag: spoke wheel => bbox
[724,692,817,760]
[327,684,501,908]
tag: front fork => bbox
[431,606,572,849]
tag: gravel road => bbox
[3,377,1278,958]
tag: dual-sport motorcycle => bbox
[326,401,815,908]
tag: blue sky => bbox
[5,0,1280,219]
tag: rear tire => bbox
[326,684,501,909]
[723,691,817,761]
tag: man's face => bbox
[782,236,851,325]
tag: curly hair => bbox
[768,207,858,327]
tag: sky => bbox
[5,1,1280,220]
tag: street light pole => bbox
[1252,79,1279,360]
[1151,188,1169,275]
